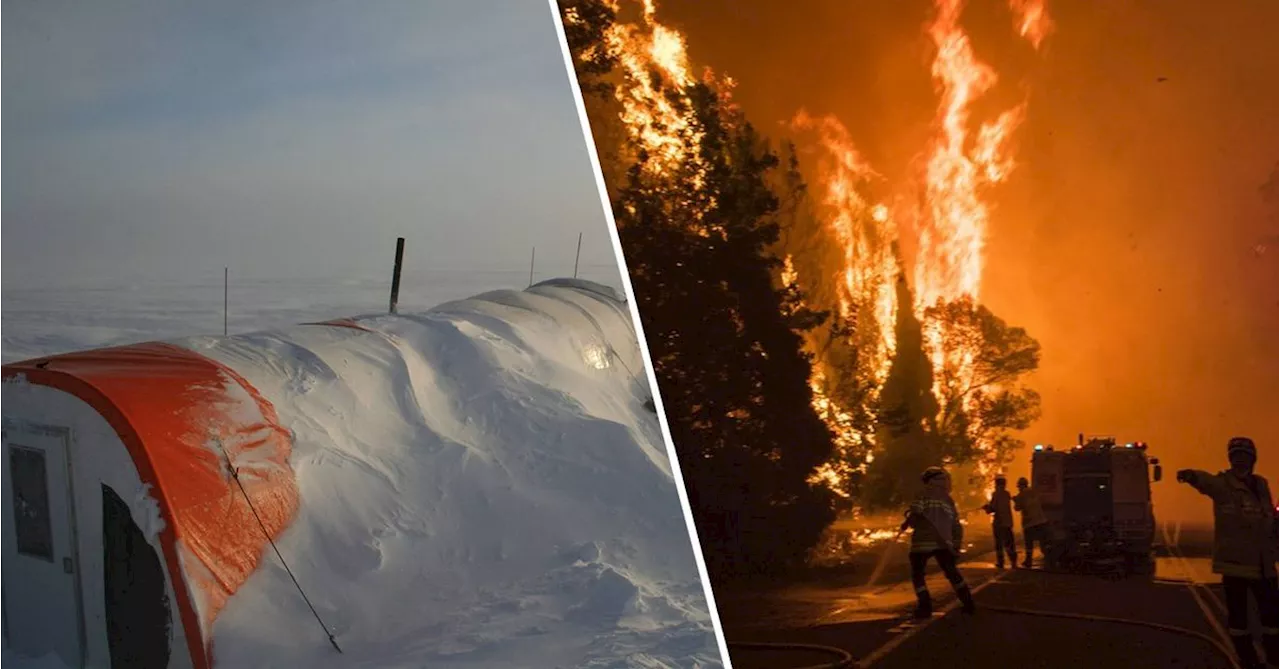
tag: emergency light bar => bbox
[1034,442,1128,453]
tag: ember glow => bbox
[810,524,905,565]
[842,527,903,550]
[807,369,873,498]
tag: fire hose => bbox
[730,515,1246,669]
[725,603,1241,669]
[979,605,1242,669]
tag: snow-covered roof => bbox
[2,280,718,668]
[3,341,297,669]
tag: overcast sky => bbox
[3,0,618,288]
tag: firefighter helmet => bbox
[921,466,948,484]
[1228,437,1256,460]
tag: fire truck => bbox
[1029,434,1164,575]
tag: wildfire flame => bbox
[791,111,899,380]
[787,112,901,479]
[1008,0,1054,49]
[914,0,1049,487]
[577,0,1050,503]
[594,0,700,176]
[915,0,1041,312]
[806,369,874,497]
[789,0,1048,494]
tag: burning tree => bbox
[781,0,1053,510]
[856,275,942,510]
[924,298,1042,503]
[561,0,1051,563]
[857,295,1042,510]
[561,0,840,579]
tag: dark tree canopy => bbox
[858,274,943,509]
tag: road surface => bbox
[717,523,1255,668]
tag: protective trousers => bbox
[993,525,1017,568]
[1023,523,1049,567]
[909,549,975,618]
[1223,575,1278,667]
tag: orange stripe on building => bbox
[3,342,298,669]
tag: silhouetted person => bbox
[1014,476,1050,568]
[900,466,976,619]
[1177,437,1278,669]
[982,475,1017,569]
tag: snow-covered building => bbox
[3,331,312,669]
[2,280,717,669]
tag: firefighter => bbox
[899,466,977,619]
[1013,476,1050,568]
[1177,437,1278,669]
[982,475,1018,569]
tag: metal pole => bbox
[528,246,536,287]
[223,267,229,336]
[573,232,583,279]
[389,237,405,314]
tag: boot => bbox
[957,585,977,614]
[1263,632,1277,668]
[1232,634,1262,669]
[913,590,933,620]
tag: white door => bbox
[2,424,84,667]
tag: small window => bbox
[9,446,54,561]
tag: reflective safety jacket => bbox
[1184,470,1278,579]
[905,492,963,554]
[1013,487,1048,529]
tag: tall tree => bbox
[924,296,1042,481]
[771,146,882,503]
[860,274,944,509]
[559,0,631,203]
[560,0,839,579]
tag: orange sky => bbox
[647,0,1278,522]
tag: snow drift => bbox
[172,279,718,668]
